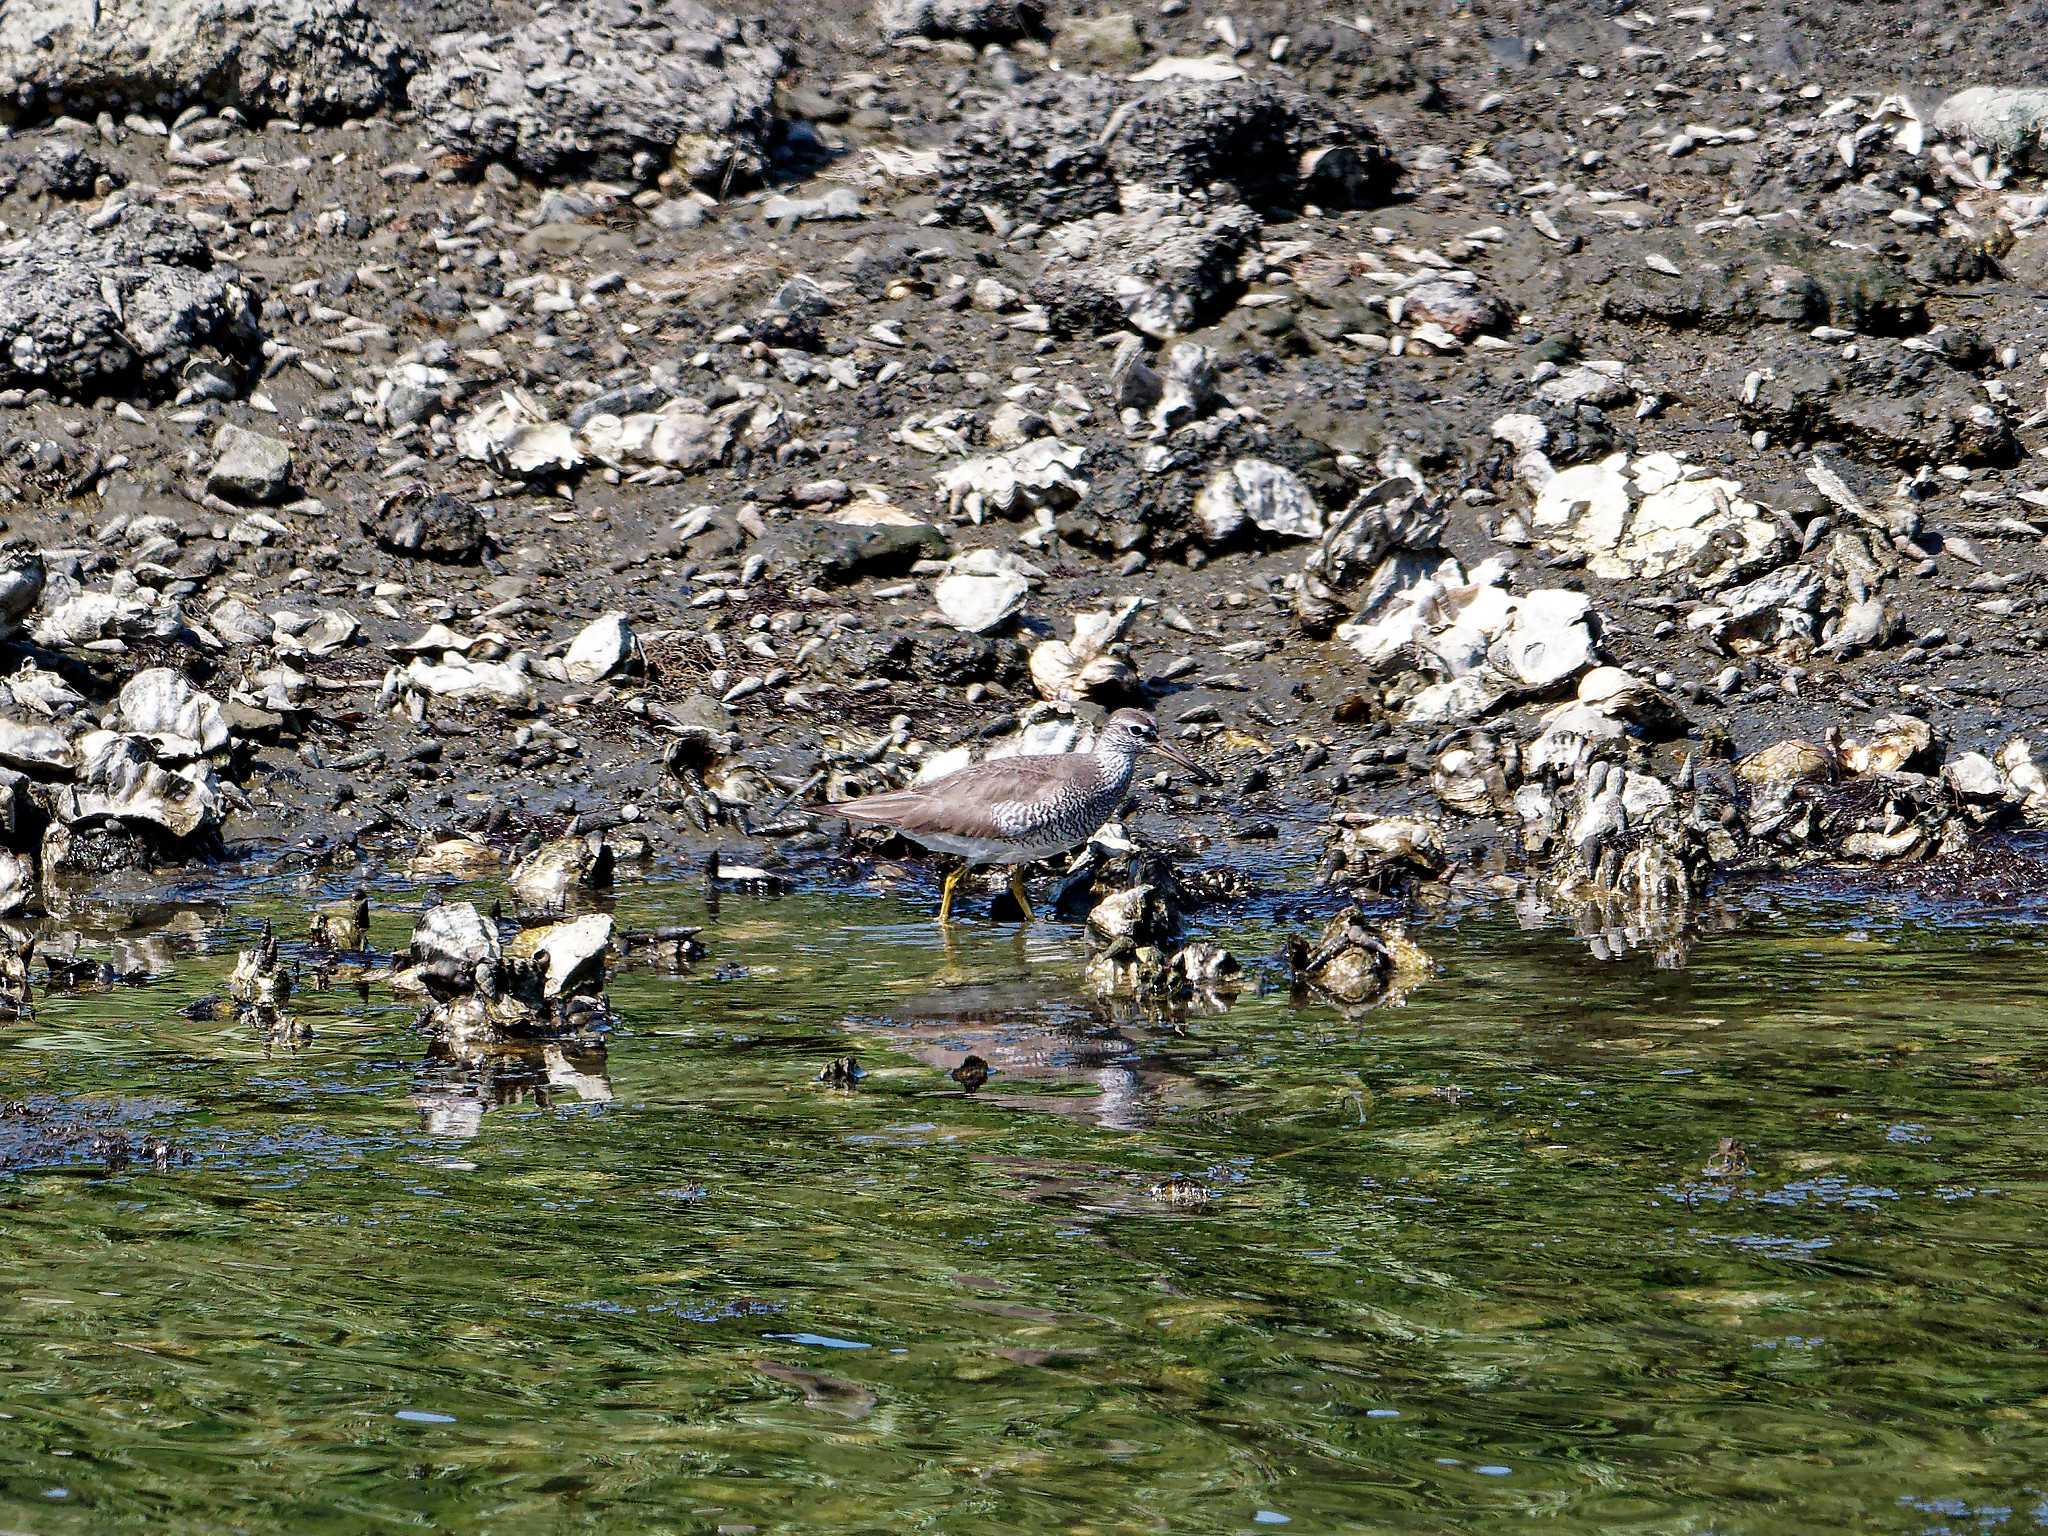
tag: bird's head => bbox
[1099,709,1218,783]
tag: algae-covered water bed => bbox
[7,880,2048,1535]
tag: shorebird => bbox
[823,709,1216,924]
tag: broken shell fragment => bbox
[505,913,613,999]
[937,439,1088,523]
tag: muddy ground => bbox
[5,0,2048,930]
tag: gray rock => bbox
[412,0,783,186]
[1397,278,1510,340]
[1034,196,1261,338]
[877,0,1039,41]
[1058,12,1143,66]
[0,205,260,398]
[1602,229,1923,337]
[938,75,1395,226]
[1933,87,2048,169]
[800,519,949,584]
[0,0,407,125]
[208,425,292,505]
[31,139,114,200]
[0,543,45,638]
[1740,355,2018,468]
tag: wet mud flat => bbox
[2,0,2048,941]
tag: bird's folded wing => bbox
[822,755,1074,839]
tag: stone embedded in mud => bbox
[117,670,229,761]
[0,206,260,399]
[207,425,293,506]
[937,439,1088,523]
[1394,278,1510,341]
[803,516,951,585]
[561,612,638,686]
[372,493,488,565]
[1034,196,1262,338]
[0,0,408,126]
[505,913,613,1000]
[1601,230,1923,337]
[1739,354,2018,469]
[1194,459,1324,545]
[412,0,783,187]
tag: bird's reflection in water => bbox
[410,1038,614,1138]
[858,968,1214,1133]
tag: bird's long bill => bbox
[1150,737,1219,785]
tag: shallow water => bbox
[7,873,2048,1535]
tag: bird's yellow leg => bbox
[937,864,966,925]
[1007,868,1034,925]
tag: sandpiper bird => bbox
[824,709,1216,924]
